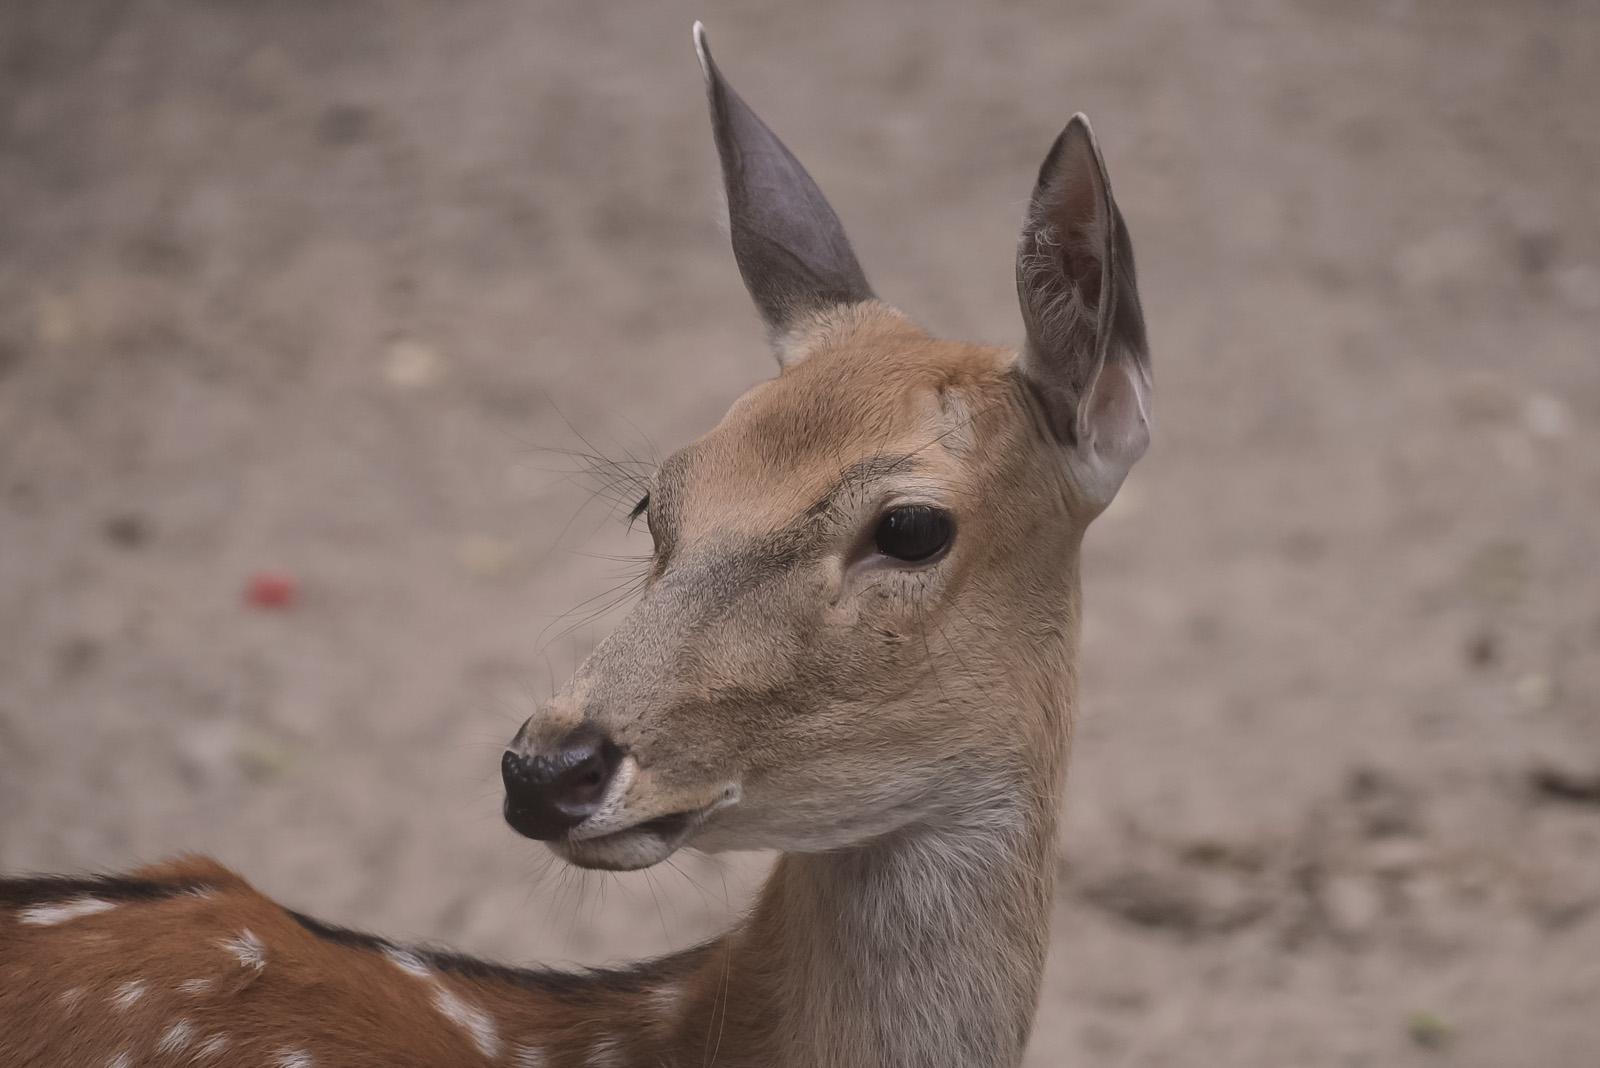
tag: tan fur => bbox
[2,51,1152,1059]
[0,300,1103,1067]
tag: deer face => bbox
[503,29,1149,871]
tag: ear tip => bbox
[692,20,712,81]
[1053,112,1111,187]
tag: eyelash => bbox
[628,494,650,530]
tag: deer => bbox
[0,22,1150,1068]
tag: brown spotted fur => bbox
[1,29,1151,1068]
[0,307,1093,1068]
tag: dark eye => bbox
[873,506,953,563]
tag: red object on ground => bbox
[245,571,296,609]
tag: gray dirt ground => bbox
[3,1,1599,1064]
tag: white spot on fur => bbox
[585,1037,627,1068]
[650,981,685,1018]
[514,1046,548,1068]
[193,1033,229,1059]
[110,979,146,1010]
[383,946,431,978]
[107,1053,131,1068]
[157,1018,195,1054]
[431,986,500,1057]
[178,977,213,995]
[19,897,116,925]
[59,986,86,1010]
[220,928,265,971]
[273,1048,314,1068]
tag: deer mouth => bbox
[551,807,702,871]
[551,778,741,871]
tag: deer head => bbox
[501,25,1150,873]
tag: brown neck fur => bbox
[656,572,1080,1068]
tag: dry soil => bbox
[2,2,1599,1065]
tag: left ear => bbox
[1015,114,1151,504]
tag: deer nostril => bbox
[501,726,623,841]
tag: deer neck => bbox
[742,815,1060,1067]
[678,595,1079,1068]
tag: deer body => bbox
[0,24,1149,1068]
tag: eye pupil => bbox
[873,506,953,563]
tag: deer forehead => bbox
[662,319,1016,538]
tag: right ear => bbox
[694,23,875,363]
[1016,114,1151,505]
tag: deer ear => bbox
[1016,114,1151,501]
[694,23,875,363]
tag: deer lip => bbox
[554,782,740,869]
[550,806,705,871]
[632,809,697,837]
[574,805,700,846]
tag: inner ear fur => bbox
[1015,114,1151,484]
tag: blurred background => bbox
[2,1,1598,1064]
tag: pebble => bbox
[245,571,297,609]
[1523,393,1572,439]
[35,294,77,347]
[385,340,444,389]
[1554,264,1600,310]
[1464,542,1528,605]
[458,537,516,577]
[1393,229,1484,292]
[1406,1010,1453,1049]
[1515,673,1554,711]
[1322,873,1383,936]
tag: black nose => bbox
[502,725,623,840]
